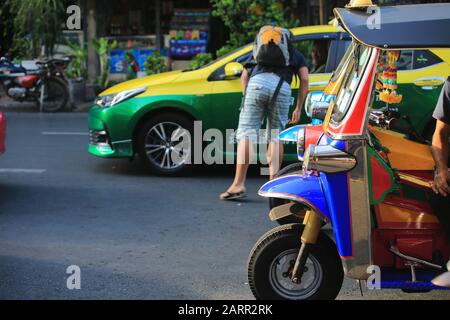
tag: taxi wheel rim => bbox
[144,121,189,170]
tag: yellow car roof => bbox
[290,24,340,36]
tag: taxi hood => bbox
[100,70,183,96]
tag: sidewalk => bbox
[0,94,93,113]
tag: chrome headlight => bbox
[95,86,147,108]
[304,92,313,118]
[297,127,306,161]
[303,144,357,173]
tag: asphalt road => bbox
[0,112,449,300]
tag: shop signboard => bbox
[109,49,168,74]
[169,9,210,60]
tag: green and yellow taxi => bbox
[88,24,450,175]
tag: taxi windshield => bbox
[330,44,373,124]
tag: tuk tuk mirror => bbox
[224,62,244,80]
[305,91,331,121]
[304,91,326,117]
[310,101,330,121]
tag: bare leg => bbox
[224,139,253,194]
[267,142,283,180]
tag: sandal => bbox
[219,191,247,201]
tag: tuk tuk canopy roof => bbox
[334,3,450,49]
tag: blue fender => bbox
[259,170,354,258]
[279,125,305,142]
[258,173,330,219]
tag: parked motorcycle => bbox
[248,1,450,300]
[0,56,71,112]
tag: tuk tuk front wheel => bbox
[247,224,343,300]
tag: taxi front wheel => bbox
[137,113,194,176]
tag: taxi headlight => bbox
[95,87,147,108]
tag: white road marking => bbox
[0,169,46,173]
[41,132,88,136]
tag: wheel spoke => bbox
[146,144,163,150]
[171,127,186,141]
[155,123,167,141]
[161,149,170,168]
[147,145,164,155]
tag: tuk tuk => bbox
[247,1,450,300]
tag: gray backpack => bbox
[253,26,292,68]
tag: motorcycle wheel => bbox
[247,223,343,300]
[269,163,305,225]
[40,77,69,112]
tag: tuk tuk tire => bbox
[247,223,343,300]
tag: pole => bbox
[87,0,98,83]
[319,0,325,25]
[155,0,161,52]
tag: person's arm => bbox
[241,68,249,95]
[289,66,309,124]
[431,119,450,196]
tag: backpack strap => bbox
[269,76,285,109]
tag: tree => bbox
[210,0,298,56]
[2,0,65,58]
[93,38,117,89]
[144,51,168,76]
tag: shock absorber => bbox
[291,210,323,283]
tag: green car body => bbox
[88,25,450,174]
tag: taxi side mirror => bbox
[224,62,243,80]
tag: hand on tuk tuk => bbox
[289,107,302,124]
[432,170,450,197]
[289,67,309,125]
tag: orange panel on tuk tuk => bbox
[376,202,439,229]
[370,127,434,171]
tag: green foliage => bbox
[188,53,213,70]
[66,42,87,80]
[144,52,168,76]
[9,38,32,61]
[93,38,117,89]
[2,0,65,58]
[210,0,298,57]
[216,45,235,58]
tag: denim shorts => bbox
[235,73,292,143]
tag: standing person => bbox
[430,76,450,278]
[220,26,309,200]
